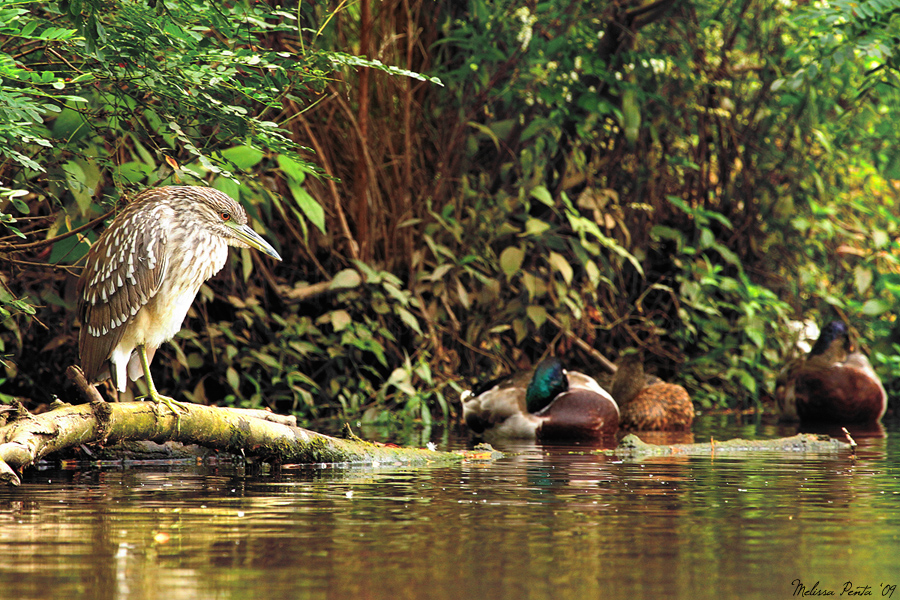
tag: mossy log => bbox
[604,432,853,459]
[0,401,492,486]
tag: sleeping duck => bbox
[460,357,619,441]
[776,320,887,423]
[610,353,694,431]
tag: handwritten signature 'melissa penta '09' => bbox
[792,579,897,598]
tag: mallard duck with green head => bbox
[776,320,886,423]
[610,353,694,431]
[461,357,619,441]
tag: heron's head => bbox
[186,187,282,261]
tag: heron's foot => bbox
[155,394,189,417]
[138,391,189,418]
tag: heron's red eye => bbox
[221,212,231,221]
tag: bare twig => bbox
[546,314,617,373]
[66,365,105,403]
[0,209,115,254]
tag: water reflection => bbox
[0,415,898,600]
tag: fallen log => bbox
[0,400,492,486]
[603,432,853,459]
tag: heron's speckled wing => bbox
[77,195,168,382]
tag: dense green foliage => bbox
[2,0,899,430]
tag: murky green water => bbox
[1,415,899,600]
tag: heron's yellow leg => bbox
[138,345,188,416]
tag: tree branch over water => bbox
[0,401,484,487]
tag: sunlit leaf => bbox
[240,247,253,281]
[527,305,548,328]
[430,264,453,281]
[499,246,524,279]
[513,318,528,343]
[548,252,573,284]
[226,367,240,392]
[387,367,416,396]
[331,309,353,331]
[330,269,362,290]
[524,218,551,236]
[329,52,443,86]
[396,307,423,335]
[530,185,554,207]
[862,299,890,316]
[456,279,471,309]
[854,266,873,295]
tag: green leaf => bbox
[9,195,29,214]
[213,177,241,202]
[524,218,551,236]
[240,247,254,281]
[467,121,501,151]
[530,185,554,207]
[226,367,240,392]
[746,323,765,348]
[250,350,282,369]
[287,180,326,233]
[49,230,90,264]
[455,279,471,309]
[622,86,641,145]
[382,281,410,305]
[329,52,443,86]
[331,309,352,331]
[854,266,873,295]
[330,269,362,290]
[62,161,92,215]
[513,318,528,343]
[277,154,315,183]
[861,299,890,316]
[521,271,546,299]
[20,21,38,37]
[396,307,423,335]
[651,225,684,247]
[548,252,573,284]
[527,305,548,328]
[429,264,453,281]
[220,145,264,170]
[585,260,601,287]
[387,367,417,396]
[499,246,524,279]
[118,161,153,183]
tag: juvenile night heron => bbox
[76,186,282,413]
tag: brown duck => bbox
[611,354,694,431]
[776,321,886,423]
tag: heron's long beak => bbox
[227,221,282,261]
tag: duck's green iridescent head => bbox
[526,357,569,413]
